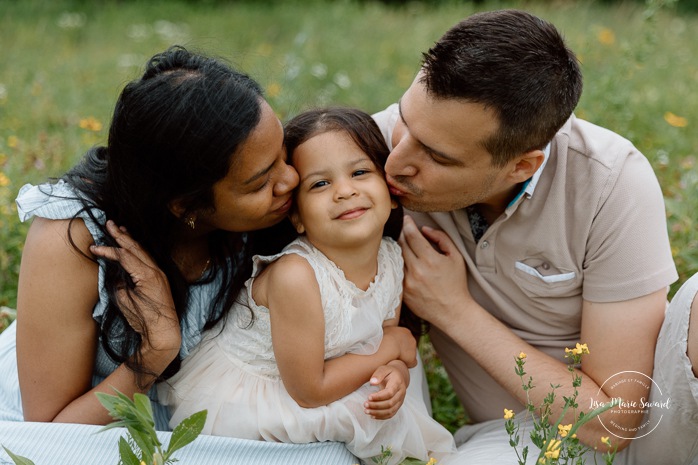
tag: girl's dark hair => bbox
[283,107,403,241]
[62,46,264,383]
[283,107,424,338]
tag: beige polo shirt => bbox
[374,104,678,422]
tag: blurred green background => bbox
[1,0,696,432]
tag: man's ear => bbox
[290,211,305,234]
[508,149,545,183]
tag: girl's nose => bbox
[334,178,358,200]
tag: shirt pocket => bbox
[513,259,580,299]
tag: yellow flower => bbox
[566,342,590,356]
[664,112,688,128]
[597,27,616,45]
[0,172,9,187]
[601,436,612,447]
[544,439,561,459]
[266,82,282,98]
[256,43,273,57]
[7,135,18,148]
[79,116,103,132]
[140,462,146,465]
[558,423,572,438]
[518,351,527,359]
[503,408,514,420]
[426,459,438,465]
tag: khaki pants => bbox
[440,275,698,465]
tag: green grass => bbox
[1,0,697,433]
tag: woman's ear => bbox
[290,211,305,234]
[168,199,186,220]
[169,199,198,228]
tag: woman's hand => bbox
[90,220,181,366]
[364,360,410,419]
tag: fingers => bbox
[420,225,458,256]
[364,386,401,419]
[401,215,457,258]
[90,221,161,281]
[364,378,405,419]
[364,397,400,419]
[103,220,152,264]
[369,364,390,385]
[399,215,426,260]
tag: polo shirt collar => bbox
[506,142,551,208]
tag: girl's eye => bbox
[353,169,370,177]
[310,180,329,189]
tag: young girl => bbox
[159,107,456,464]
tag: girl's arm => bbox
[17,218,180,424]
[261,254,416,408]
[364,299,409,418]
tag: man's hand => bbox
[399,215,470,328]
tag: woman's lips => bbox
[274,198,292,214]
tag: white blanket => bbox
[0,421,357,465]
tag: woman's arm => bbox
[258,254,416,408]
[17,218,180,424]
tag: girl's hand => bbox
[90,220,181,364]
[383,326,417,368]
[364,360,410,419]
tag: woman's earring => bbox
[185,216,196,229]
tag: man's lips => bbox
[336,207,367,220]
[387,180,407,196]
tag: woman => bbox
[0,46,412,436]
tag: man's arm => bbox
[399,215,666,451]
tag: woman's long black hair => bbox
[62,46,264,383]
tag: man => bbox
[374,9,694,464]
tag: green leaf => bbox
[165,410,207,458]
[133,392,154,420]
[118,437,142,465]
[398,458,430,465]
[127,426,156,460]
[2,446,36,465]
[96,391,121,416]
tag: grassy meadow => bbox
[1,0,697,432]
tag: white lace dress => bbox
[159,236,456,464]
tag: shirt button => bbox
[481,241,489,249]
[541,262,550,270]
